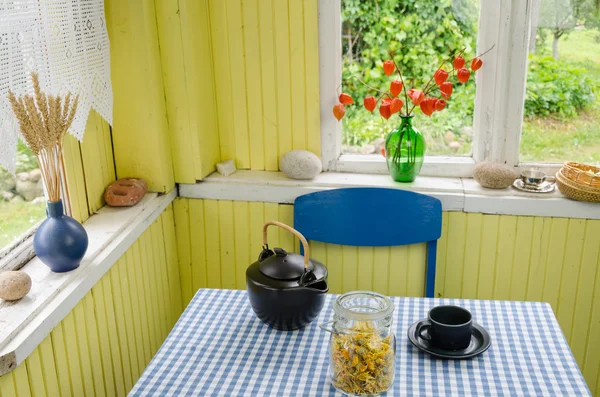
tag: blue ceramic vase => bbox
[34,200,88,273]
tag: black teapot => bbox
[246,221,328,331]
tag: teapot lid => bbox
[259,248,307,280]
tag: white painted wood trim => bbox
[179,171,600,220]
[0,190,176,376]
[318,0,342,171]
[334,155,476,177]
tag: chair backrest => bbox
[294,187,442,297]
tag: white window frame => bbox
[318,0,561,177]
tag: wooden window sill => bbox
[179,170,599,220]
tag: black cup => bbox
[417,305,473,351]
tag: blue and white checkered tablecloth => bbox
[130,289,591,396]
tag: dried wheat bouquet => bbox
[7,72,78,203]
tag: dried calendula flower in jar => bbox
[330,321,395,395]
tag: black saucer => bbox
[407,319,491,359]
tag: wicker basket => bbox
[556,169,600,203]
[561,162,600,188]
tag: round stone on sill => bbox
[473,161,518,189]
[280,150,322,180]
[0,271,32,301]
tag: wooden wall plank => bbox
[49,321,73,396]
[37,338,60,397]
[226,0,251,169]
[543,218,569,311]
[444,212,467,298]
[233,201,251,289]
[62,134,88,222]
[407,244,427,297]
[434,213,449,297]
[82,293,107,397]
[10,364,31,396]
[24,349,45,396]
[493,215,517,300]
[242,0,265,170]
[341,246,358,292]
[0,370,15,396]
[525,217,551,301]
[476,215,499,300]
[162,206,184,319]
[109,262,134,391]
[91,280,117,397]
[462,213,483,299]
[288,0,307,151]
[357,246,374,291]
[174,199,194,305]
[204,200,222,288]
[510,216,534,301]
[258,0,278,171]
[388,246,408,296]
[557,219,586,341]
[190,200,208,291]
[61,312,86,396]
[273,0,293,166]
[303,0,321,156]
[209,0,235,164]
[571,222,600,366]
[372,247,390,295]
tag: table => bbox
[130,289,591,396]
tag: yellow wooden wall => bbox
[174,198,600,395]
[0,206,182,397]
[62,110,116,224]
[104,0,175,193]
[157,0,321,182]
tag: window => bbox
[0,143,46,258]
[520,0,600,164]
[319,0,592,177]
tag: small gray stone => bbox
[280,150,322,180]
[216,159,237,177]
[460,126,473,137]
[0,175,15,193]
[16,172,29,182]
[473,161,518,189]
[16,178,43,201]
[444,131,455,143]
[10,195,24,204]
[1,191,15,201]
[0,271,32,301]
[29,168,42,182]
[360,144,375,154]
[449,141,461,151]
[370,138,385,154]
[30,196,46,205]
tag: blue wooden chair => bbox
[293,187,442,298]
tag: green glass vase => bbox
[384,116,425,182]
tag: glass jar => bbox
[320,291,396,396]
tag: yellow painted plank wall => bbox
[62,110,116,224]
[158,0,321,181]
[0,205,183,397]
[174,198,600,395]
[105,0,175,193]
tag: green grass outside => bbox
[520,29,600,163]
[0,201,46,249]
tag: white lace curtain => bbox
[0,0,113,173]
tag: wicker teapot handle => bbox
[262,221,310,269]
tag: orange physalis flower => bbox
[407,89,424,105]
[339,93,354,105]
[333,103,346,121]
[457,68,471,83]
[363,96,377,112]
[383,60,395,76]
[390,80,403,97]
